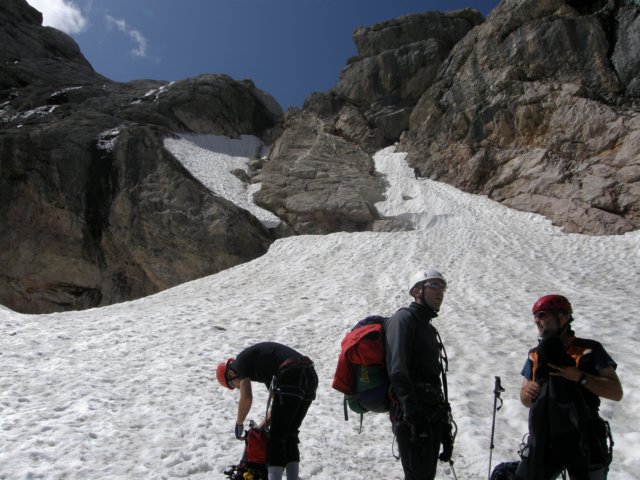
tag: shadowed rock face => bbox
[0,0,281,313]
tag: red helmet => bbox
[216,358,236,389]
[532,295,572,315]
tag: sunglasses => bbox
[534,311,551,320]
[225,369,239,386]
[423,281,447,291]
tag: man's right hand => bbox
[405,413,428,442]
[520,379,541,407]
[234,423,245,440]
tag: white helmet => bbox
[408,268,446,294]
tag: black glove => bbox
[234,423,245,440]
[439,423,454,462]
[439,407,456,462]
[405,412,429,443]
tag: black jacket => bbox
[233,342,304,387]
[384,302,442,420]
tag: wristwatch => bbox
[579,373,589,386]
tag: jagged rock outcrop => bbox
[0,0,107,90]
[400,0,640,235]
[275,0,639,236]
[334,9,484,146]
[0,0,281,313]
[253,111,385,234]
[253,9,483,234]
[301,9,483,152]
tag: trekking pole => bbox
[450,462,459,480]
[488,376,505,480]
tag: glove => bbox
[405,412,429,443]
[234,423,245,440]
[439,418,455,462]
[439,430,453,462]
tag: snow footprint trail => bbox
[374,146,499,475]
[373,146,482,280]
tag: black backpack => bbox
[490,461,519,480]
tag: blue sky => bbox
[27,0,500,109]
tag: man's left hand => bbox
[439,419,454,462]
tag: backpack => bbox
[332,315,391,422]
[224,423,269,480]
[490,461,519,480]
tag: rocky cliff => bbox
[2,0,639,314]
[254,9,485,234]
[0,0,281,313]
[401,0,640,235]
[281,0,639,236]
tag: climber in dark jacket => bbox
[516,295,623,480]
[384,268,453,480]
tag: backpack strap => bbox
[431,324,449,402]
[343,396,349,421]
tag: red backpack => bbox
[224,422,268,480]
[332,315,391,419]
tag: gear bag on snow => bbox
[332,315,391,419]
[490,461,519,480]
[224,422,269,480]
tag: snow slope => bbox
[1,139,638,479]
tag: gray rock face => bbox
[0,1,281,313]
[328,9,484,149]
[400,0,640,235]
[253,111,385,234]
[339,9,483,108]
[1,121,274,313]
[612,6,640,97]
[281,1,639,236]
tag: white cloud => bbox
[106,15,148,57]
[28,0,88,34]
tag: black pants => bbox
[393,421,443,480]
[267,365,318,467]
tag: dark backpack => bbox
[490,461,520,480]
[524,336,615,478]
[332,315,391,421]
